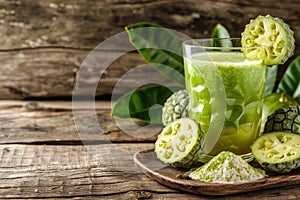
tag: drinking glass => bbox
[183,38,267,156]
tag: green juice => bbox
[184,52,267,155]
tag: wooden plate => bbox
[133,149,300,195]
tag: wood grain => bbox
[1,0,300,99]
[0,102,160,144]
[0,144,161,198]
[1,0,300,50]
[0,49,155,99]
[0,144,299,199]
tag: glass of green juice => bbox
[183,38,267,157]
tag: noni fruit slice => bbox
[241,15,295,65]
[155,118,203,168]
[251,132,300,173]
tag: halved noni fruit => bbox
[241,15,295,65]
[155,118,204,168]
[251,132,300,173]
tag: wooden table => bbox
[0,100,299,199]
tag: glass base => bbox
[198,152,254,163]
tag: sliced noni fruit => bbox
[155,118,203,168]
[241,15,295,65]
[251,132,300,173]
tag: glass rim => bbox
[183,37,252,50]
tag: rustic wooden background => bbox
[1,1,300,199]
[1,0,300,99]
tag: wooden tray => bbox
[133,149,300,195]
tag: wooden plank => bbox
[0,100,112,110]
[0,144,183,199]
[0,49,161,99]
[0,144,170,198]
[0,104,160,144]
[0,0,300,99]
[0,144,299,199]
[1,0,300,50]
[0,49,174,99]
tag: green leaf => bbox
[277,55,300,103]
[111,85,181,124]
[125,22,185,86]
[264,65,278,96]
[211,23,232,47]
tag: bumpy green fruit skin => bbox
[264,105,300,134]
[258,159,300,173]
[262,93,297,126]
[162,89,189,126]
[171,134,203,168]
